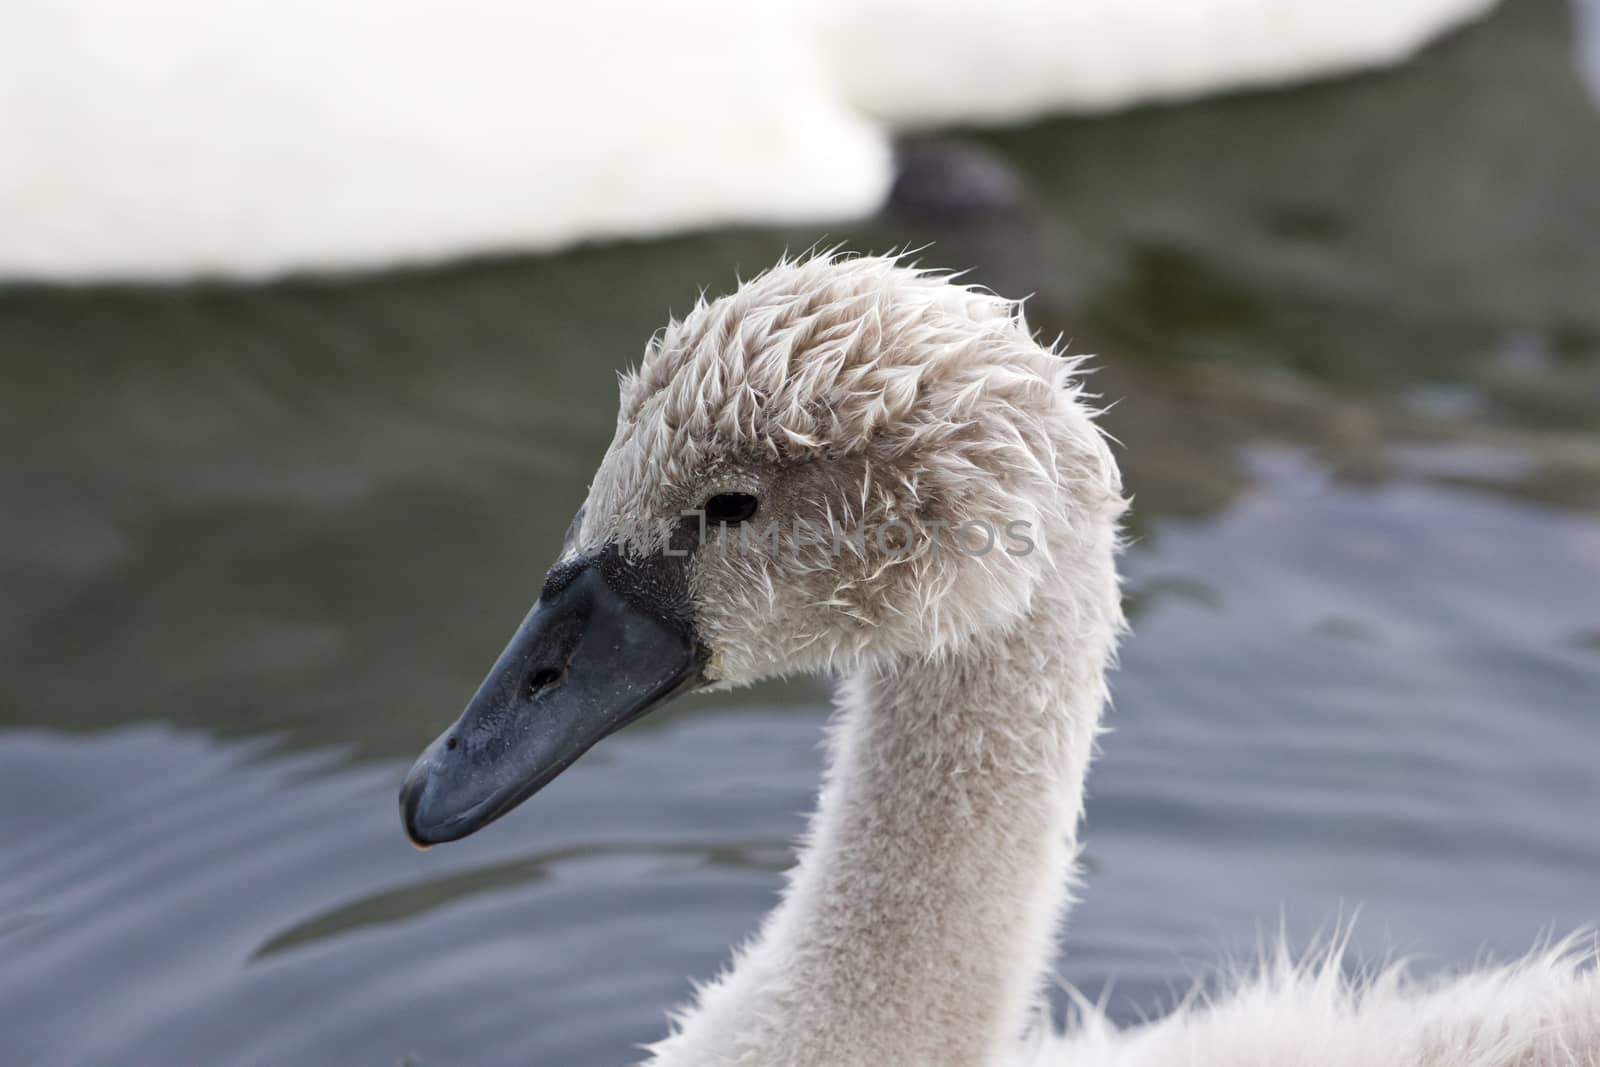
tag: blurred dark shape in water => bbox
[887,139,1027,220]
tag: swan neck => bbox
[649,568,1117,1067]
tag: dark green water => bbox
[2,3,1597,1064]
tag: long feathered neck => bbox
[646,546,1121,1067]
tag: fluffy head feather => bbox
[572,252,1125,686]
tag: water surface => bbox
[2,3,1598,1064]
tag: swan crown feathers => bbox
[617,251,1111,474]
[571,251,1126,685]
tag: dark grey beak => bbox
[400,545,704,846]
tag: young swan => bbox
[401,255,1598,1067]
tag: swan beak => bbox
[399,545,704,846]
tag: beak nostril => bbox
[526,667,565,699]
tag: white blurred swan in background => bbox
[0,0,1499,281]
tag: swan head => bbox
[402,253,1122,845]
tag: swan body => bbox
[0,2,886,283]
[2,0,1498,282]
[1041,938,1599,1067]
[824,0,1500,126]
[401,253,1597,1067]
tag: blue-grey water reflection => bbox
[2,3,1597,1064]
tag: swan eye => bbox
[704,492,759,526]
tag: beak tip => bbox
[399,758,442,849]
[399,746,484,847]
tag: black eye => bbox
[704,492,759,526]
